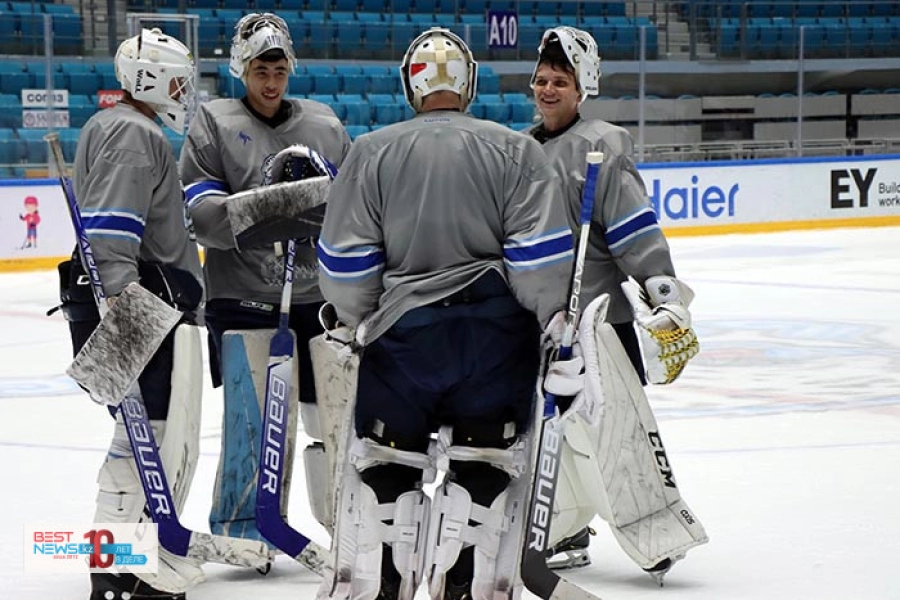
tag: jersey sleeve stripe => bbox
[184,180,230,208]
[316,239,385,279]
[81,213,145,239]
[503,228,573,266]
[605,207,659,250]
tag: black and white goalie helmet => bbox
[229,12,297,80]
[400,27,477,112]
[531,26,601,98]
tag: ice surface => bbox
[2,227,898,599]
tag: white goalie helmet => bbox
[229,12,297,80]
[115,28,196,134]
[400,27,477,112]
[531,26,601,98]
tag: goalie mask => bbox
[400,27,477,113]
[115,28,196,134]
[229,13,297,81]
[530,27,601,99]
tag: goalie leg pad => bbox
[426,423,538,600]
[320,437,431,600]
[96,327,205,594]
[210,329,299,543]
[553,294,708,570]
[309,333,359,534]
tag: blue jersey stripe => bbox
[82,213,145,239]
[504,229,573,266]
[317,240,385,278]
[184,180,230,208]
[605,208,659,248]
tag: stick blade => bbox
[67,282,181,406]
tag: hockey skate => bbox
[644,554,684,587]
[546,526,594,570]
[90,572,187,600]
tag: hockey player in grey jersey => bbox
[179,12,351,544]
[527,27,706,580]
[316,27,574,600]
[57,29,205,600]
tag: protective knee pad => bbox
[320,436,432,600]
[425,425,535,600]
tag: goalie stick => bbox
[521,151,606,600]
[253,239,330,576]
[45,132,271,570]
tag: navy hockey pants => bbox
[355,295,541,446]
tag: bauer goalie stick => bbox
[45,132,271,570]
[520,151,606,600]
[253,238,330,576]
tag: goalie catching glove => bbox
[621,275,699,385]
[266,144,337,184]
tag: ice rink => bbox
[2,226,898,600]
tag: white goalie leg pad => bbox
[319,436,431,600]
[309,333,359,534]
[95,325,205,593]
[427,425,537,600]
[552,294,708,570]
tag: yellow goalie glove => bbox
[621,276,700,384]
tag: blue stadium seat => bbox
[288,74,313,96]
[341,73,368,94]
[342,100,371,125]
[360,0,386,12]
[313,73,341,95]
[509,102,535,122]
[345,124,370,139]
[367,73,400,94]
[334,0,360,12]
[57,127,81,162]
[18,128,51,164]
[364,22,391,53]
[373,102,404,124]
[366,93,396,105]
[0,72,33,95]
[0,128,21,164]
[307,64,336,76]
[478,72,500,94]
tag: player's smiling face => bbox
[532,63,581,132]
[245,58,290,118]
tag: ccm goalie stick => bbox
[521,151,606,600]
[45,132,271,569]
[253,237,330,576]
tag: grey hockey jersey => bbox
[318,110,573,344]
[528,118,675,324]
[180,98,351,304]
[73,103,203,296]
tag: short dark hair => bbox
[537,40,574,77]
[256,48,287,63]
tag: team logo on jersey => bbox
[238,131,252,145]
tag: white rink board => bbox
[641,154,900,233]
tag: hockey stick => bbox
[45,132,271,569]
[253,238,330,576]
[521,151,605,600]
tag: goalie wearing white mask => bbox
[316,27,572,600]
[525,27,707,582]
[60,28,205,600]
[180,11,350,550]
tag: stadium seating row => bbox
[716,16,900,57]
